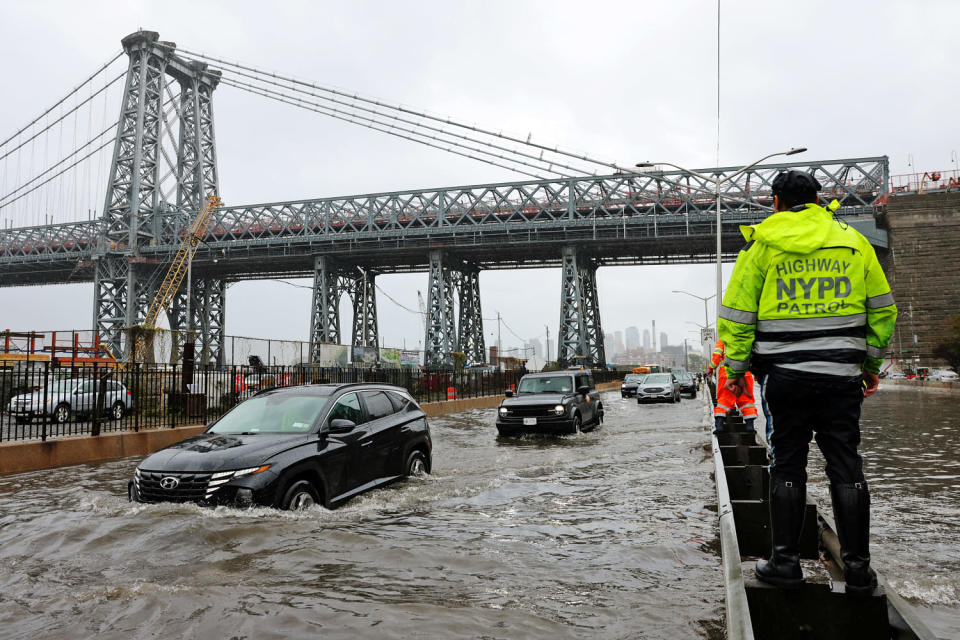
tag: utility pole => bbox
[497,311,502,360]
[684,338,688,370]
[544,324,551,362]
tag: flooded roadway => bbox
[0,386,958,639]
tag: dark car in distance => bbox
[678,373,698,399]
[620,374,646,398]
[496,371,603,436]
[129,383,432,510]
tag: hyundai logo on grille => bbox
[159,476,180,490]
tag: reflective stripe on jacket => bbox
[718,202,897,379]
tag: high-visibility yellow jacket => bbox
[718,202,897,379]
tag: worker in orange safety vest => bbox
[708,338,757,434]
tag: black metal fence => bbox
[0,363,620,443]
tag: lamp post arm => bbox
[640,161,718,185]
[721,151,789,185]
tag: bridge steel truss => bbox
[93,30,223,360]
[0,148,889,367]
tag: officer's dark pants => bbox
[764,374,865,486]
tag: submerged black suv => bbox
[129,383,432,510]
[496,370,603,436]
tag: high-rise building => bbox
[625,326,640,350]
[660,332,669,350]
[643,329,651,348]
[603,332,615,360]
[614,330,625,357]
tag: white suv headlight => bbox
[499,407,509,416]
[553,405,565,415]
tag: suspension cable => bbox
[167,45,626,172]
[217,67,597,178]
[220,76,569,179]
[0,52,123,149]
[0,122,119,205]
[0,138,115,212]
[0,70,124,164]
[220,79,548,180]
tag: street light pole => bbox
[639,147,807,320]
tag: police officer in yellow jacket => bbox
[718,170,897,595]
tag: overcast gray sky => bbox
[1,0,958,355]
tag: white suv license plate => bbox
[523,417,537,426]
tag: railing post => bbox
[41,363,49,442]
[92,362,101,437]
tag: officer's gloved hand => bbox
[862,372,879,397]
[745,418,756,433]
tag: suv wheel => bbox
[53,403,71,423]
[405,450,429,477]
[569,414,582,435]
[281,480,320,510]
[110,402,125,420]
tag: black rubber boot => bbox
[713,416,725,435]
[755,480,806,588]
[744,418,756,433]
[831,482,878,597]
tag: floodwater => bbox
[0,386,958,639]
[824,383,960,639]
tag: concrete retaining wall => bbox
[885,192,960,365]
[0,380,622,476]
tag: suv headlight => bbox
[553,405,565,415]
[499,407,509,416]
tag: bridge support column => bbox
[191,277,226,365]
[558,246,606,368]
[425,250,457,368]
[93,255,132,357]
[309,256,346,361]
[350,269,378,349]
[456,269,486,365]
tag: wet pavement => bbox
[0,385,958,638]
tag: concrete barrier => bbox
[0,425,208,476]
[0,380,622,476]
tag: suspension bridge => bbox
[0,30,890,368]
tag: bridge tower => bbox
[558,246,606,368]
[93,30,223,362]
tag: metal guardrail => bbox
[712,432,756,640]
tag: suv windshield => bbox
[209,393,331,434]
[518,375,573,394]
[644,374,671,384]
[624,374,644,382]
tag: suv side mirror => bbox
[504,390,514,398]
[329,418,356,434]
[577,385,590,395]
